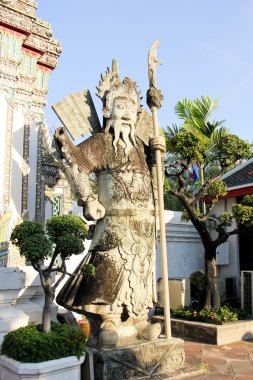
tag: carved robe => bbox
[57,132,156,320]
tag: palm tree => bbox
[164,97,252,309]
[174,96,227,138]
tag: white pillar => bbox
[0,92,8,211]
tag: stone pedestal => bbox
[0,268,29,345]
[83,337,185,380]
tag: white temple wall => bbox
[156,210,204,280]
[156,208,241,303]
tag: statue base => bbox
[82,337,185,380]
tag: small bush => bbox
[19,234,52,263]
[199,304,238,322]
[190,270,206,306]
[46,215,87,241]
[10,216,88,334]
[190,270,206,291]
[171,304,249,323]
[56,234,84,258]
[10,221,44,246]
[0,322,86,363]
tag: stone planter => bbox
[0,354,85,380]
[152,316,253,345]
[171,318,253,345]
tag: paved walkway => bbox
[182,339,253,379]
[137,339,253,380]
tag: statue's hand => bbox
[149,136,166,154]
[58,158,70,172]
[83,196,105,221]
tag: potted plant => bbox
[0,215,88,380]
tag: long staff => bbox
[147,40,171,339]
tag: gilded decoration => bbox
[0,1,62,267]
[0,1,61,72]
[24,34,48,52]
[15,0,37,16]
[32,19,52,39]
[35,123,43,221]
[0,0,18,6]
[0,27,25,64]
[0,6,35,33]
[21,122,30,214]
[38,52,59,69]
[0,2,61,105]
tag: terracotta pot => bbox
[77,318,90,338]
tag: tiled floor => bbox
[183,339,253,379]
[137,339,253,379]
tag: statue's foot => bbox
[98,329,118,348]
[139,322,161,340]
[97,317,161,347]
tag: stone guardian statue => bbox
[53,60,165,348]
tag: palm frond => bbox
[173,97,226,142]
[174,99,193,121]
[210,126,229,142]
[166,123,182,138]
[191,96,218,126]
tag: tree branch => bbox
[36,265,46,288]
[47,250,59,272]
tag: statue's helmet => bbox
[96,59,141,119]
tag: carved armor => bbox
[56,131,157,321]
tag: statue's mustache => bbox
[121,116,132,121]
[105,119,137,155]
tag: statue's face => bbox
[107,96,138,155]
[111,97,138,127]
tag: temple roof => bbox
[222,158,253,189]
[0,0,62,69]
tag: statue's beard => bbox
[105,119,137,155]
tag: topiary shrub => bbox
[10,221,44,246]
[10,215,88,333]
[0,322,86,363]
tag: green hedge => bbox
[1,322,86,363]
[171,304,249,323]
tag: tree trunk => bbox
[41,272,55,333]
[205,255,220,310]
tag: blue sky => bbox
[37,0,253,142]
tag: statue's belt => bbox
[105,209,155,217]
